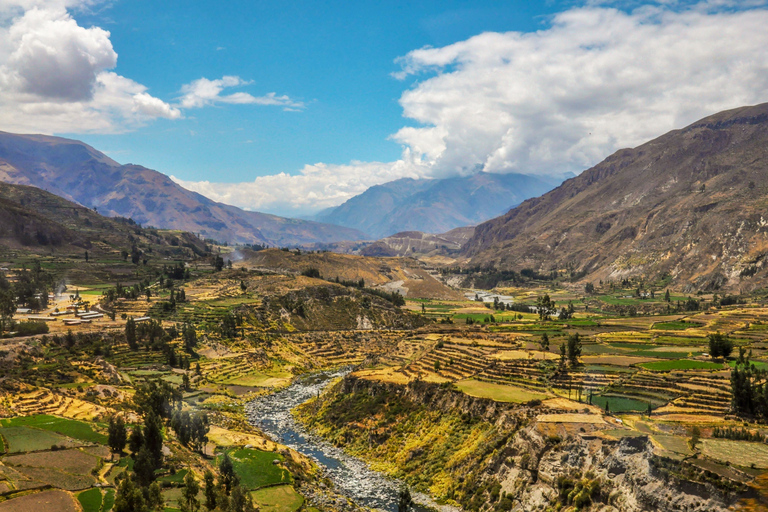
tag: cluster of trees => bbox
[536,295,555,321]
[708,332,733,359]
[103,279,152,302]
[164,262,190,280]
[559,333,582,366]
[0,264,54,331]
[170,410,209,450]
[713,426,766,443]
[730,349,768,419]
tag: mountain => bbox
[462,103,768,291]
[0,181,207,261]
[0,132,365,246]
[316,172,560,239]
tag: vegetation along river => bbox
[245,368,453,512]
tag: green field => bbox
[591,394,651,412]
[103,488,115,512]
[219,448,292,489]
[638,359,723,371]
[0,426,79,452]
[701,438,768,469]
[652,321,692,330]
[455,379,549,403]
[77,488,103,512]
[251,485,304,512]
[1,415,107,445]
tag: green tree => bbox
[108,415,128,453]
[125,317,138,351]
[203,470,217,511]
[218,452,239,494]
[539,332,549,352]
[148,481,164,511]
[133,446,156,487]
[708,331,733,359]
[228,485,256,512]
[180,471,200,512]
[143,413,164,468]
[114,477,148,512]
[536,294,555,321]
[688,426,701,451]
[584,282,594,294]
[664,289,670,302]
[566,333,582,366]
[128,425,144,454]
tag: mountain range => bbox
[316,172,561,239]
[0,132,364,247]
[462,102,768,291]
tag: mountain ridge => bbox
[0,131,365,247]
[316,172,560,239]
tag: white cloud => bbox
[391,4,768,177]
[180,2,768,216]
[0,4,180,133]
[172,151,427,217]
[179,76,304,110]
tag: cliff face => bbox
[300,376,756,512]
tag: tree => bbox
[228,485,256,512]
[539,332,549,352]
[708,331,733,359]
[183,324,198,352]
[180,470,200,512]
[129,425,144,454]
[108,415,128,453]
[398,486,413,512]
[536,294,555,321]
[203,470,217,511]
[584,282,595,295]
[664,289,670,302]
[114,477,148,512]
[218,452,239,494]
[688,426,701,451]
[133,446,156,487]
[559,343,567,367]
[148,482,164,511]
[143,413,164,468]
[566,333,582,366]
[214,255,225,272]
[85,250,89,263]
[125,317,138,351]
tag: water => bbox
[245,368,455,512]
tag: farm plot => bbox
[0,426,82,453]
[0,489,80,512]
[639,360,723,371]
[701,439,768,469]
[77,488,103,512]
[590,395,652,412]
[455,379,550,403]
[218,448,292,489]
[1,415,107,445]
[251,485,304,512]
[4,449,99,490]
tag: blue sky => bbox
[1,1,768,216]
[70,1,562,181]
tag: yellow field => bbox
[492,350,558,361]
[455,379,550,403]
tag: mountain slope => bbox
[463,103,768,291]
[317,172,559,239]
[0,181,207,259]
[0,132,364,246]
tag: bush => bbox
[13,320,49,336]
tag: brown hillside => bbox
[236,248,462,300]
[463,103,768,291]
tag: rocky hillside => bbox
[317,172,559,239]
[299,375,752,512]
[0,132,364,246]
[463,103,768,292]
[359,227,474,258]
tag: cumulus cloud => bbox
[179,76,304,110]
[0,3,296,134]
[0,4,180,133]
[179,2,768,216]
[391,4,768,177]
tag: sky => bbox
[1,1,768,217]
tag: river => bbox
[245,368,455,512]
